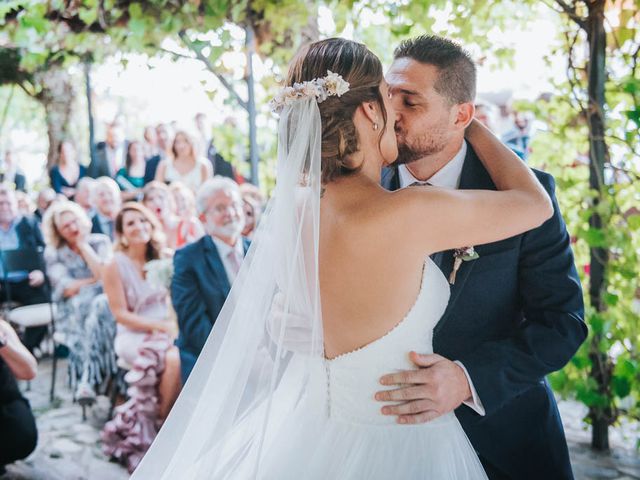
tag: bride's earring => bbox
[373,122,379,131]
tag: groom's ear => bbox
[454,102,475,129]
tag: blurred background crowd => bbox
[0,112,268,474]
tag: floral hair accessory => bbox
[269,70,350,114]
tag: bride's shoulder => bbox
[378,186,445,218]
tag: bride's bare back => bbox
[320,180,429,359]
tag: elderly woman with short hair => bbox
[42,201,116,405]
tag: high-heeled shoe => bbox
[75,381,96,421]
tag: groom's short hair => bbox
[394,35,476,105]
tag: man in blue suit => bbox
[88,122,127,179]
[89,177,120,241]
[171,177,250,383]
[377,36,587,480]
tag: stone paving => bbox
[1,357,639,480]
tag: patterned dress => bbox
[44,234,116,389]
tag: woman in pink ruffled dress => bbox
[101,202,182,472]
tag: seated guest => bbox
[88,121,127,178]
[33,188,56,223]
[101,202,181,473]
[90,177,121,240]
[154,130,212,193]
[169,182,204,248]
[239,182,266,210]
[74,177,96,215]
[142,126,160,159]
[142,181,179,249]
[43,201,114,402]
[240,197,260,239]
[143,123,171,184]
[49,140,87,199]
[172,177,248,382]
[0,319,37,475]
[15,191,35,217]
[116,141,146,201]
[239,184,265,239]
[0,149,27,192]
[0,184,49,351]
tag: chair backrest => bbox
[1,247,45,274]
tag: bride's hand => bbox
[374,352,472,424]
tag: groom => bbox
[378,36,587,480]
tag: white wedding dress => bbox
[258,257,487,480]
[176,258,487,479]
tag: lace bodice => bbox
[322,257,451,425]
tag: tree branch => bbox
[605,135,640,160]
[17,81,36,99]
[159,47,194,61]
[0,85,15,144]
[564,29,588,114]
[607,163,640,182]
[552,0,587,29]
[631,41,640,79]
[177,30,248,111]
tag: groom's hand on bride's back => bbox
[375,352,471,424]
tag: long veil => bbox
[132,97,324,479]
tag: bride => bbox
[132,38,552,479]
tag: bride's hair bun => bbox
[286,38,387,185]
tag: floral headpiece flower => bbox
[269,71,350,114]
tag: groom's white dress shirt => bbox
[397,140,486,416]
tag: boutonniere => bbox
[449,247,479,285]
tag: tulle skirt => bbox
[177,396,488,480]
[258,410,488,480]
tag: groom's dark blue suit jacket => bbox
[382,146,587,480]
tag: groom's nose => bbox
[393,111,404,131]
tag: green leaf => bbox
[618,8,635,27]
[190,39,210,56]
[615,359,637,378]
[613,376,631,398]
[78,7,98,26]
[625,109,640,127]
[576,385,607,408]
[549,370,567,391]
[628,215,640,231]
[128,18,146,37]
[582,228,607,248]
[391,23,412,36]
[603,292,619,307]
[129,3,143,19]
[571,355,591,370]
[616,27,635,46]
[622,79,640,95]
[589,313,606,334]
